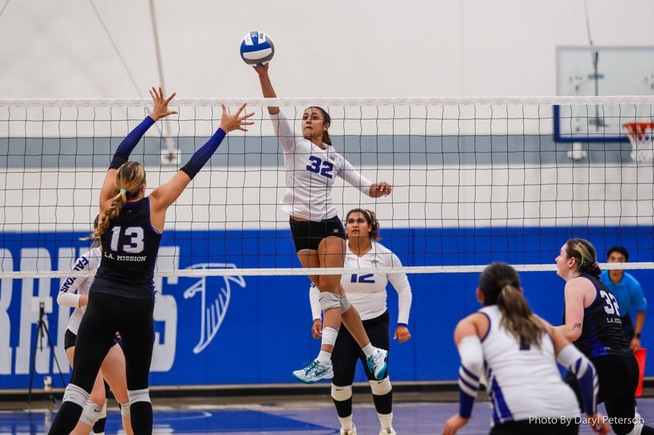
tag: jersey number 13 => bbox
[110,226,145,254]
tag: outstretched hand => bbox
[370,182,392,198]
[149,87,178,121]
[253,63,270,75]
[219,103,255,133]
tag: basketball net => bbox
[623,122,654,164]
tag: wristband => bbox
[634,333,641,339]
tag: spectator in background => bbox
[599,246,647,351]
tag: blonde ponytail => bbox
[83,161,146,241]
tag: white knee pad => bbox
[627,422,643,435]
[319,292,341,312]
[340,294,351,314]
[128,388,151,406]
[370,376,392,395]
[80,400,103,426]
[120,401,131,418]
[331,384,353,401]
[62,383,89,408]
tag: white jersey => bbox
[479,305,580,425]
[309,241,412,324]
[57,247,101,335]
[271,111,373,221]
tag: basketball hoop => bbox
[623,122,654,164]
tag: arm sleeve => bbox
[269,111,298,153]
[387,253,412,325]
[557,344,598,415]
[57,252,94,308]
[109,116,156,169]
[309,283,322,320]
[180,128,226,180]
[57,290,81,308]
[457,335,484,419]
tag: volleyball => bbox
[240,31,275,66]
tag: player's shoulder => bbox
[78,246,101,261]
[371,240,391,254]
[326,146,345,162]
[86,246,103,266]
[71,246,102,272]
[457,310,490,337]
[369,241,393,261]
[373,241,403,264]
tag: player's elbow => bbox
[564,326,582,342]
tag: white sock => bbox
[338,414,354,430]
[362,343,374,357]
[317,350,332,365]
[378,412,393,430]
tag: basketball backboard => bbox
[554,46,654,142]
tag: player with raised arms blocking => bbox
[48,88,253,435]
[252,63,393,383]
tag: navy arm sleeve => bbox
[109,116,156,169]
[180,128,226,180]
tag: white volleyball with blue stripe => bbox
[240,31,275,66]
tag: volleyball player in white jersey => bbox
[443,262,610,435]
[58,228,133,435]
[253,64,393,383]
[309,209,412,435]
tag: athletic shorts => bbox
[289,215,346,252]
[64,328,118,351]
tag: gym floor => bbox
[1,387,653,434]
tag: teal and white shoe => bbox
[292,359,334,383]
[366,348,388,380]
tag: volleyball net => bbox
[2,96,654,279]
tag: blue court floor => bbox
[1,393,653,434]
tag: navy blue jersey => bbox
[93,197,162,300]
[566,272,631,359]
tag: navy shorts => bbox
[289,215,346,252]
